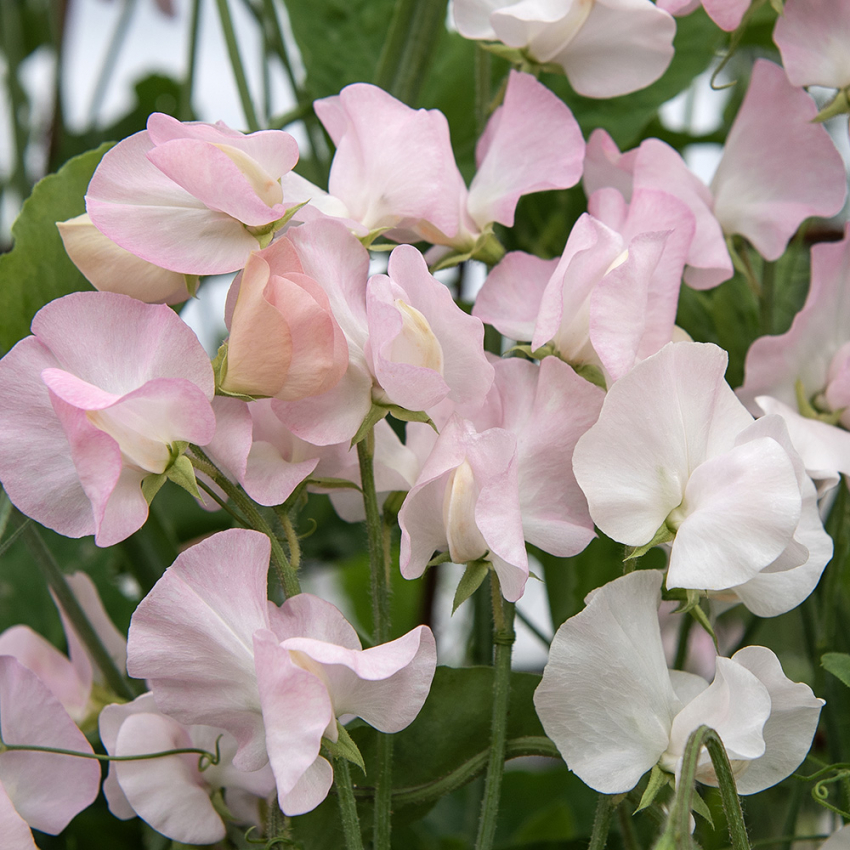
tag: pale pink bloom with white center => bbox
[0,656,102,846]
[273,223,494,445]
[534,570,823,795]
[657,0,750,31]
[221,236,348,400]
[127,529,436,816]
[399,415,528,601]
[573,342,830,610]
[100,693,274,845]
[739,226,850,490]
[774,0,850,89]
[0,292,216,546]
[86,113,300,275]
[298,73,583,254]
[57,214,196,305]
[473,201,687,384]
[453,0,676,98]
[584,129,732,290]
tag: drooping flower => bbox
[126,529,437,815]
[534,570,823,794]
[0,292,216,546]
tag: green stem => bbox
[474,45,492,138]
[514,605,550,647]
[0,0,31,200]
[88,0,138,125]
[213,0,261,131]
[356,430,393,850]
[19,519,135,701]
[179,0,203,120]
[618,800,641,850]
[334,758,366,850]
[474,574,515,850]
[0,738,221,767]
[589,795,616,850]
[760,260,776,337]
[275,507,302,573]
[673,612,693,671]
[374,0,449,105]
[189,447,300,597]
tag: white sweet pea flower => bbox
[533,571,823,795]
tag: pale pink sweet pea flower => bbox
[452,0,676,98]
[57,213,197,305]
[774,0,850,89]
[656,0,750,31]
[533,570,824,795]
[299,73,583,256]
[127,529,437,816]
[0,292,216,546]
[572,342,830,611]
[220,236,348,400]
[273,223,494,445]
[739,226,850,490]
[100,693,274,845]
[0,656,102,846]
[86,113,300,275]
[711,59,847,261]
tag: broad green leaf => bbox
[822,652,850,689]
[0,145,109,355]
[282,0,396,100]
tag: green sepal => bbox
[323,722,366,775]
[814,88,850,123]
[795,379,844,424]
[430,228,506,272]
[690,788,714,826]
[671,593,719,651]
[358,226,392,249]
[427,551,453,568]
[184,274,200,299]
[478,42,561,77]
[453,559,491,613]
[141,473,167,505]
[572,362,607,390]
[211,341,270,401]
[768,0,783,12]
[382,490,406,519]
[504,342,556,361]
[386,404,436,429]
[167,454,203,500]
[307,477,362,492]
[350,404,390,447]
[245,201,308,247]
[209,787,236,824]
[624,524,675,562]
[635,764,672,813]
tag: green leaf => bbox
[0,145,110,355]
[822,653,850,689]
[282,0,396,100]
[452,560,491,613]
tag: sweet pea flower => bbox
[292,73,583,258]
[452,0,676,98]
[272,222,494,445]
[127,529,437,816]
[0,291,216,546]
[100,694,274,845]
[57,213,197,305]
[534,570,824,795]
[738,225,850,491]
[0,656,102,848]
[219,236,348,400]
[572,342,831,614]
[86,113,300,275]
[656,0,750,31]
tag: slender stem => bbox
[589,795,616,850]
[356,430,393,850]
[0,0,32,200]
[334,758,366,850]
[88,0,138,125]
[514,605,551,647]
[19,520,135,701]
[673,612,693,671]
[213,0,260,131]
[618,801,641,850]
[189,447,300,597]
[179,0,203,120]
[760,260,776,337]
[0,739,220,766]
[275,508,302,572]
[474,574,515,850]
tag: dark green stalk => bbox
[474,574,515,850]
[87,0,138,125]
[19,520,135,701]
[618,799,641,850]
[334,758,366,850]
[673,612,694,671]
[588,795,616,850]
[356,429,393,850]
[179,0,203,120]
[760,260,776,337]
[213,0,261,131]
[0,0,31,200]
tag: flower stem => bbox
[334,758,366,850]
[213,0,260,131]
[18,518,135,701]
[356,429,394,850]
[179,0,203,120]
[474,573,515,850]
[588,795,616,850]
